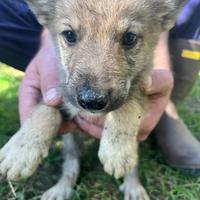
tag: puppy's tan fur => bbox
[0,0,185,199]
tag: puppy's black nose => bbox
[77,87,108,111]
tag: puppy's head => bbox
[25,0,185,114]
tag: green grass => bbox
[0,64,200,200]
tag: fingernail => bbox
[44,88,62,105]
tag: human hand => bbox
[138,69,174,141]
[19,29,76,132]
[137,32,173,141]
[75,115,104,139]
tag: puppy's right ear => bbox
[154,0,187,31]
[24,0,54,26]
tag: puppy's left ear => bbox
[24,0,54,26]
[155,0,187,31]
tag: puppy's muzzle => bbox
[77,86,108,112]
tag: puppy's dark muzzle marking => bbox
[77,86,108,112]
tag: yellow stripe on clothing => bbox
[181,50,200,60]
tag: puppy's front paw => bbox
[0,130,50,180]
[98,136,138,178]
[120,182,150,200]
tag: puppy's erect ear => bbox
[24,0,54,25]
[154,0,186,31]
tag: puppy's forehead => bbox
[57,0,151,30]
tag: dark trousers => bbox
[169,39,200,103]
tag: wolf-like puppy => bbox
[0,0,185,199]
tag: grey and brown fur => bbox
[0,0,185,199]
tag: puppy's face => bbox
[54,0,156,113]
[25,0,184,114]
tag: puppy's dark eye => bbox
[62,30,77,45]
[122,32,138,49]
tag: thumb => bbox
[142,69,173,95]
[38,39,63,105]
[39,30,63,106]
[40,60,62,106]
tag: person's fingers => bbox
[75,116,103,139]
[38,33,62,106]
[78,114,105,127]
[18,63,41,124]
[39,56,62,106]
[19,81,41,124]
[59,115,104,136]
[138,95,168,141]
[138,69,174,141]
[142,69,174,95]
[58,121,77,135]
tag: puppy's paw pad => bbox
[120,182,150,200]
[42,184,72,200]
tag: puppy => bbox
[0,0,185,199]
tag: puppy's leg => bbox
[98,97,144,179]
[120,166,150,200]
[0,104,62,180]
[42,133,80,200]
